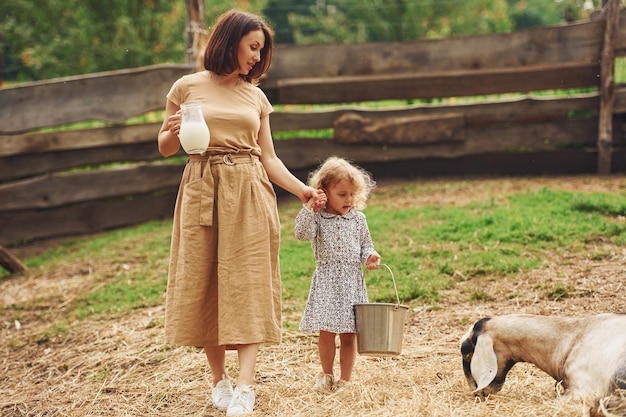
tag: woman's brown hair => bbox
[204,10,274,84]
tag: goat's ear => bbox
[471,333,498,392]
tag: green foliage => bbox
[616,57,626,83]
[4,221,172,323]
[263,0,317,43]
[282,187,626,309]
[273,128,333,139]
[571,191,626,217]
[509,0,599,30]
[469,287,496,302]
[545,283,573,301]
[1,0,187,81]
[272,0,594,45]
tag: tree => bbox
[0,0,186,81]
[262,0,317,43]
[280,0,514,44]
[272,0,597,45]
[506,0,591,31]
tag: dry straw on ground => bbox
[1,175,625,416]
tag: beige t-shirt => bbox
[166,71,273,153]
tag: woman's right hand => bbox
[158,100,183,157]
[167,110,182,137]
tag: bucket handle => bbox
[367,263,401,307]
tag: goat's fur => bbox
[460,313,626,405]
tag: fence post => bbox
[185,0,209,71]
[597,0,620,175]
[0,245,26,275]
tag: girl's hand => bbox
[366,253,381,270]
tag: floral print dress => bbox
[295,207,378,333]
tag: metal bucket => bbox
[355,264,409,356]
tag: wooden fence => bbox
[2,8,626,250]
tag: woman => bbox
[157,10,322,416]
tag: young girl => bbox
[294,156,381,391]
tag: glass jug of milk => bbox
[179,102,210,154]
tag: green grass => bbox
[273,128,333,140]
[3,221,172,323]
[3,186,626,334]
[282,187,626,306]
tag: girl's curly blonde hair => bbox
[307,156,376,210]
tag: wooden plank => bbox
[605,84,626,112]
[0,143,184,182]
[0,122,162,157]
[613,8,626,54]
[0,191,177,246]
[333,112,465,145]
[0,164,183,211]
[351,149,621,180]
[273,86,624,130]
[273,118,599,170]
[273,63,601,104]
[0,64,192,134]
[267,9,626,84]
[270,93,603,131]
[267,17,608,81]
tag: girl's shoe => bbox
[226,384,255,416]
[314,373,334,391]
[211,375,233,410]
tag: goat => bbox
[460,313,626,403]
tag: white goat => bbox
[460,313,626,402]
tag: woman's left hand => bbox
[302,187,326,211]
[309,189,327,212]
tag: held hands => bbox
[366,253,381,270]
[305,188,327,212]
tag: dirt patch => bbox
[1,175,625,417]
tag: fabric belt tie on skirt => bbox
[187,150,258,226]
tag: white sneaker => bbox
[333,379,350,391]
[314,373,334,391]
[211,375,233,410]
[226,384,255,416]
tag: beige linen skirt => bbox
[164,152,282,347]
